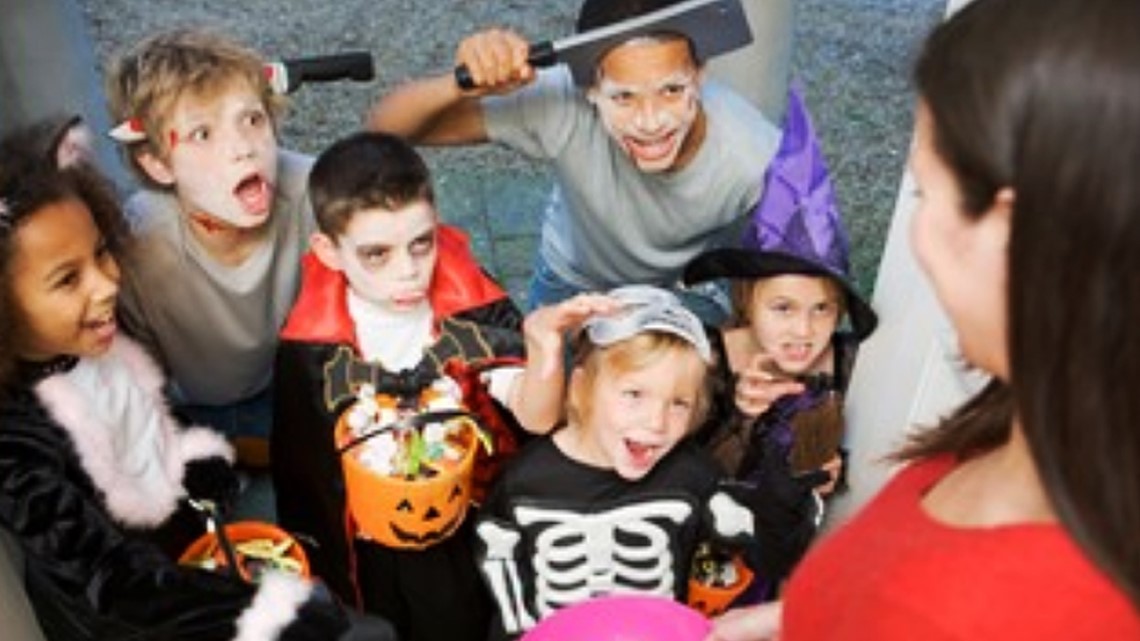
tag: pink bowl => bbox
[522,594,710,641]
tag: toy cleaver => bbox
[266,52,375,94]
[454,0,753,89]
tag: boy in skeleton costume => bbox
[475,285,758,640]
[0,122,392,640]
[271,132,574,641]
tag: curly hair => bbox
[0,122,128,391]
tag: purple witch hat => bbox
[684,85,877,340]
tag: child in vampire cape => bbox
[271,132,573,641]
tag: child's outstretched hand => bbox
[816,454,843,497]
[735,354,805,418]
[705,601,783,641]
[523,293,621,379]
[455,28,536,95]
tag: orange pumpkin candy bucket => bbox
[335,384,488,550]
[686,546,754,617]
[179,520,311,582]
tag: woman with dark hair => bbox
[706,0,1140,638]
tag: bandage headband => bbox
[584,284,712,363]
[108,63,286,145]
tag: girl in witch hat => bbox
[682,86,877,602]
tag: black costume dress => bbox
[0,336,361,641]
[271,225,527,641]
[695,328,860,598]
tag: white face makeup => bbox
[590,38,703,173]
[155,79,279,229]
[318,200,439,314]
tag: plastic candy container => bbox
[521,594,711,641]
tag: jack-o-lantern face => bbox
[336,392,481,550]
[686,554,754,617]
[387,477,470,547]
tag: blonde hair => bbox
[105,28,285,188]
[568,332,711,431]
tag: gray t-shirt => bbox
[118,149,314,406]
[483,67,780,290]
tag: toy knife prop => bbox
[266,51,375,94]
[454,0,752,89]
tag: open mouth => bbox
[781,343,815,363]
[390,512,463,547]
[623,131,679,163]
[83,315,117,343]
[233,173,272,216]
[624,437,661,469]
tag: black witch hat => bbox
[684,86,877,340]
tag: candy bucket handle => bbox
[337,409,478,456]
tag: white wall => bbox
[826,0,983,527]
[828,172,988,526]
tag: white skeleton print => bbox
[479,499,694,634]
[475,439,759,639]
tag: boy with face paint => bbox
[368,0,781,326]
[106,29,315,467]
[272,131,596,641]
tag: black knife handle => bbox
[454,41,557,91]
[280,52,375,93]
